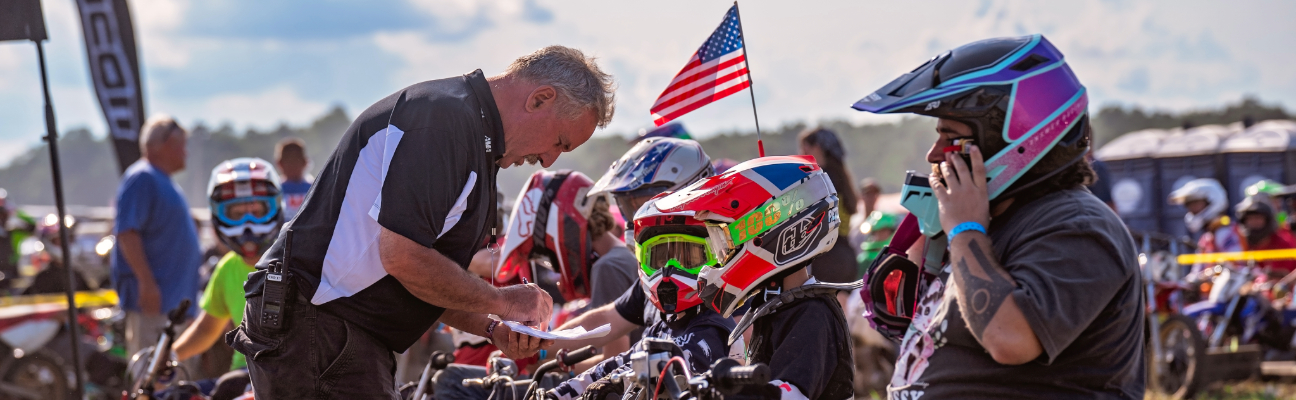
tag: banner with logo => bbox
[75,0,144,173]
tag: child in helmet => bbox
[170,158,284,400]
[653,156,857,400]
[588,136,714,236]
[544,196,736,400]
[1168,178,1241,254]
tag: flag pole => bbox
[732,1,764,157]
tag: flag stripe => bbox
[648,4,750,126]
[656,50,747,102]
[652,65,750,115]
[653,80,752,126]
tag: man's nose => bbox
[926,143,946,164]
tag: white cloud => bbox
[129,0,192,68]
[173,86,331,131]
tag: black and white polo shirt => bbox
[256,70,503,352]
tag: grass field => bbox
[1146,380,1296,400]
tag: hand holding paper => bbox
[503,321,612,340]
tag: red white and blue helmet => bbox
[207,158,283,259]
[650,156,840,318]
[496,170,596,301]
[853,34,1090,200]
[631,197,711,314]
[590,137,714,223]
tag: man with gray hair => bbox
[112,115,203,356]
[227,45,616,398]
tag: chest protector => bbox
[745,283,856,400]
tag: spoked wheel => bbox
[1150,315,1206,400]
[1,350,70,400]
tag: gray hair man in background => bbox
[227,45,616,399]
[111,115,203,356]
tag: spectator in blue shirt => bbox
[275,138,312,221]
[112,115,203,357]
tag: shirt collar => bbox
[464,69,506,162]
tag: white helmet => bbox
[1167,178,1228,233]
[589,138,713,223]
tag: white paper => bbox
[502,321,611,340]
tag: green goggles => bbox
[638,233,716,276]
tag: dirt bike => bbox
[462,345,598,400]
[400,350,455,400]
[124,299,200,400]
[0,302,72,400]
[1138,233,1206,400]
[592,338,769,400]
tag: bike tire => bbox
[1148,315,1206,400]
[1,349,71,400]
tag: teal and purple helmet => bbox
[853,34,1090,200]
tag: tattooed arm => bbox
[927,136,1042,365]
[948,231,1043,365]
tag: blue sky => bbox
[1,0,1294,166]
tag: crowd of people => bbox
[14,33,1296,400]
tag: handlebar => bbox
[560,345,598,367]
[708,359,770,396]
[429,351,455,370]
[167,299,191,328]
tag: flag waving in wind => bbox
[650,5,751,126]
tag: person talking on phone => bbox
[226,46,616,399]
[853,35,1144,399]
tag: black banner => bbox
[76,0,144,173]
[0,0,48,42]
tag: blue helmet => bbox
[853,34,1090,200]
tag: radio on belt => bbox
[261,229,295,331]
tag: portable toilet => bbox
[1095,129,1167,233]
[1221,120,1296,207]
[1154,125,1236,238]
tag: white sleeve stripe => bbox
[770,380,810,400]
[440,171,477,239]
[368,124,405,222]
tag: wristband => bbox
[538,349,548,360]
[949,222,986,239]
[485,319,501,342]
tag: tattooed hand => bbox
[929,144,990,233]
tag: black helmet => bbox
[853,34,1091,200]
[1236,195,1277,247]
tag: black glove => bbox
[579,378,626,400]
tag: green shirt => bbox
[199,252,255,370]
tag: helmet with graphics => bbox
[853,34,1091,202]
[1246,180,1285,198]
[631,197,712,314]
[649,156,840,318]
[207,158,283,259]
[496,170,596,301]
[590,137,714,224]
[1167,178,1228,234]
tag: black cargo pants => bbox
[226,270,399,399]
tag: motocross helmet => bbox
[1246,180,1285,198]
[651,155,840,318]
[590,137,714,224]
[1168,178,1228,234]
[632,197,711,314]
[207,158,283,259]
[1236,195,1277,247]
[852,34,1091,202]
[858,211,901,267]
[496,170,597,301]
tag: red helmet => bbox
[631,198,711,314]
[651,156,841,317]
[496,170,596,301]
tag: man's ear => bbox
[526,85,558,112]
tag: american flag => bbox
[650,5,750,126]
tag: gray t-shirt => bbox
[590,246,638,308]
[590,245,643,344]
[888,188,1145,400]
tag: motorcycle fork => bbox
[1208,295,1242,348]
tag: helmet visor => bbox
[639,234,714,277]
[613,185,672,221]
[215,196,278,225]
